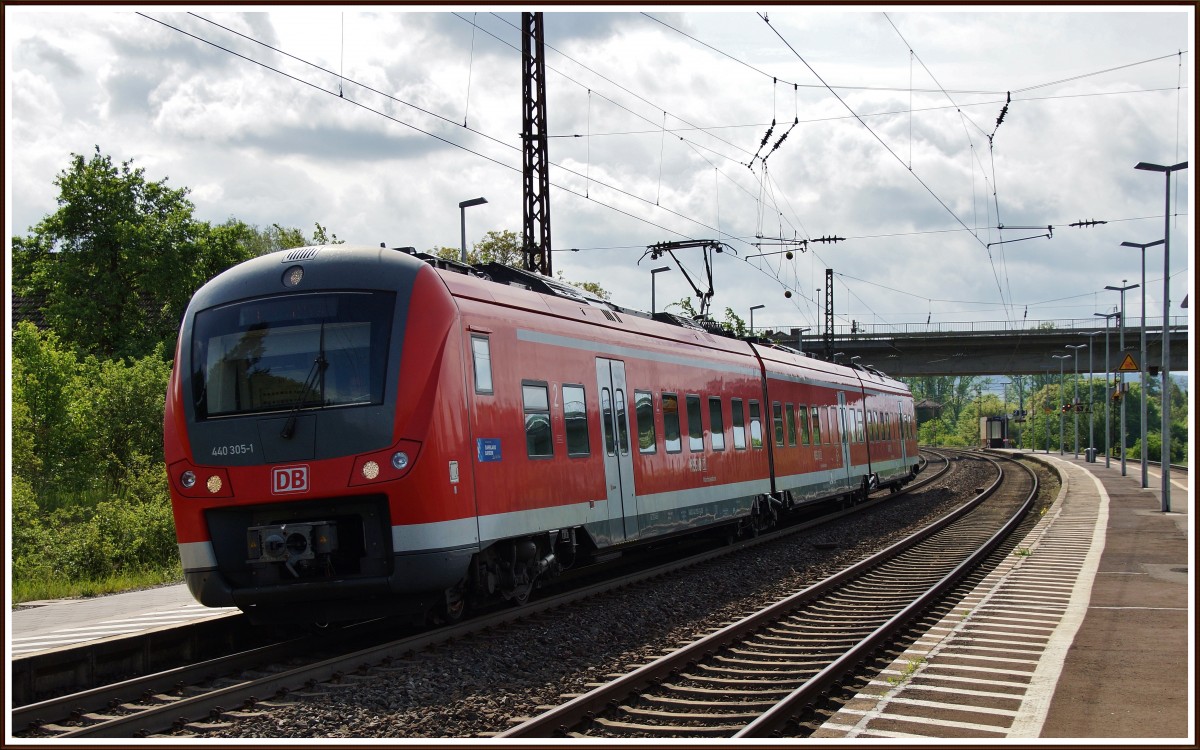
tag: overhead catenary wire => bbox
[158,10,826,328]
[170,11,753,248]
[149,11,1187,335]
[140,12,710,244]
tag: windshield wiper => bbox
[280,323,326,440]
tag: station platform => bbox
[8,582,237,657]
[1022,451,1191,740]
[815,449,1192,741]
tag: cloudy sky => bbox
[6,6,1194,347]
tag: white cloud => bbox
[5,6,1192,336]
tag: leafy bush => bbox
[11,322,181,600]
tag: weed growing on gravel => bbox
[886,656,927,686]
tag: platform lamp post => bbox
[1041,366,1053,454]
[749,305,765,336]
[1080,331,1102,457]
[650,266,671,315]
[1052,354,1070,455]
[1094,311,1119,468]
[1066,344,1087,458]
[1121,239,1163,487]
[1106,281,1138,476]
[458,197,488,264]
[1135,160,1187,513]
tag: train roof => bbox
[232,245,909,396]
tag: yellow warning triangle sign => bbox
[1118,354,1139,372]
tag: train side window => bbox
[471,335,493,394]
[662,393,682,453]
[799,404,811,446]
[731,398,747,450]
[562,384,590,457]
[785,404,797,447]
[600,388,616,456]
[749,400,763,449]
[686,394,704,452]
[773,402,785,447]
[856,408,865,442]
[615,389,630,456]
[635,390,657,454]
[709,397,725,451]
[811,406,822,445]
[523,381,553,458]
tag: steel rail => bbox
[738,453,1036,736]
[500,451,1033,738]
[17,452,950,739]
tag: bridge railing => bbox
[795,316,1188,339]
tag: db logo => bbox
[272,465,310,494]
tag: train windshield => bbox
[191,291,395,420]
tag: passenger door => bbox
[596,358,638,542]
[837,391,854,490]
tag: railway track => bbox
[499,450,1036,739]
[13,451,961,739]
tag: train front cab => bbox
[165,247,485,624]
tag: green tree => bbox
[430,230,610,300]
[232,221,345,259]
[431,229,523,266]
[11,147,212,358]
[667,296,699,318]
[722,307,748,337]
[11,322,87,494]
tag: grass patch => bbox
[886,656,927,687]
[12,564,183,605]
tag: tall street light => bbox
[1066,344,1087,458]
[749,304,765,335]
[1121,239,1164,486]
[458,197,488,264]
[1135,159,1187,513]
[1052,354,1070,455]
[1080,331,1102,456]
[1106,281,1138,476]
[650,266,671,315]
[1041,366,1053,454]
[1094,311,1119,468]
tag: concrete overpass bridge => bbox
[779,316,1189,377]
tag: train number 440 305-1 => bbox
[212,443,255,456]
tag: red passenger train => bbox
[164,245,920,624]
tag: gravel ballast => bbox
[182,457,1024,739]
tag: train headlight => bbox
[181,470,197,489]
[348,440,421,487]
[206,475,223,494]
[283,265,304,287]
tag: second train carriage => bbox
[165,245,920,624]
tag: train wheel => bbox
[506,580,534,607]
[440,585,467,624]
